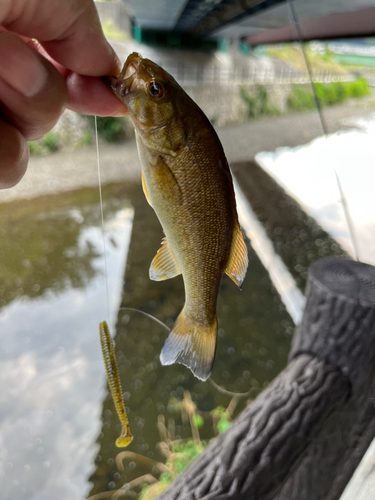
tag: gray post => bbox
[158,258,375,500]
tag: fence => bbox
[158,63,355,86]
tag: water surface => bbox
[0,181,293,500]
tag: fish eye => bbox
[149,81,165,99]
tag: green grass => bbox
[288,77,370,111]
[267,44,348,74]
[28,141,43,156]
[287,86,315,111]
[240,85,280,118]
[347,77,371,97]
[86,115,127,142]
[42,132,59,152]
[28,132,60,156]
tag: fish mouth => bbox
[107,52,142,98]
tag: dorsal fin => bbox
[141,170,152,207]
[150,237,181,281]
[225,222,248,289]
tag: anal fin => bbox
[150,237,181,281]
[225,222,248,289]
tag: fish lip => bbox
[109,52,143,97]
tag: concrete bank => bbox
[0,141,141,204]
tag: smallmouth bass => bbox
[109,53,248,381]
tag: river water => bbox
[2,109,372,499]
[0,178,294,499]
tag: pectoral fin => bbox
[150,237,181,281]
[153,156,182,204]
[225,222,248,289]
[141,170,152,207]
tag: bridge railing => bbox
[159,63,355,86]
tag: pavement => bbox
[217,98,375,162]
[0,140,141,204]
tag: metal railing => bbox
[159,63,355,86]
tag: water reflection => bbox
[0,183,134,500]
[0,179,294,500]
[257,114,375,267]
[87,184,293,497]
[232,160,347,291]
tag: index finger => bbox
[1,0,121,77]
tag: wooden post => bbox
[158,258,375,500]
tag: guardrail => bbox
[160,64,355,86]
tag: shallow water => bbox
[0,179,293,500]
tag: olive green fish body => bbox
[109,53,248,380]
[137,112,235,323]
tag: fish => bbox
[108,53,248,381]
[99,321,133,447]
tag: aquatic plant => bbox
[86,389,248,500]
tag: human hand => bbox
[0,0,128,188]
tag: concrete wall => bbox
[184,82,294,127]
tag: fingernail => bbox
[113,106,129,117]
[0,33,48,97]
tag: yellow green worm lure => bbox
[99,321,133,447]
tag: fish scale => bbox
[109,53,248,381]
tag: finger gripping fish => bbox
[109,53,248,381]
[99,321,133,447]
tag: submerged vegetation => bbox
[87,390,246,500]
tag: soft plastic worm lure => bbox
[99,321,133,447]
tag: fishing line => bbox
[287,0,360,261]
[95,115,111,324]
[118,308,251,394]
[118,307,171,333]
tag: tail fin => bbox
[160,309,217,381]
